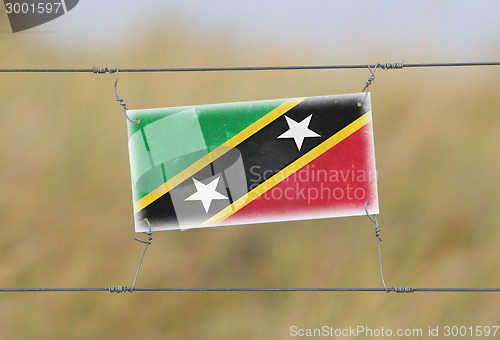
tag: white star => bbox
[277,115,321,151]
[184,177,228,213]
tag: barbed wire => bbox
[0,287,499,293]
[0,61,499,73]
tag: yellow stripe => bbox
[133,97,305,213]
[220,97,305,148]
[202,111,372,226]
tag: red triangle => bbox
[222,122,378,226]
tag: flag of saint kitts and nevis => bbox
[126,93,379,232]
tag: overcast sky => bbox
[3,0,500,61]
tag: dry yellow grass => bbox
[1,20,500,339]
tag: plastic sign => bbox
[127,93,379,232]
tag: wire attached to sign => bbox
[358,61,404,106]
[364,201,389,291]
[92,66,139,123]
[358,64,379,107]
[364,201,414,294]
[113,69,140,124]
[130,219,154,292]
[107,219,153,293]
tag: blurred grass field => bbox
[1,20,500,339]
